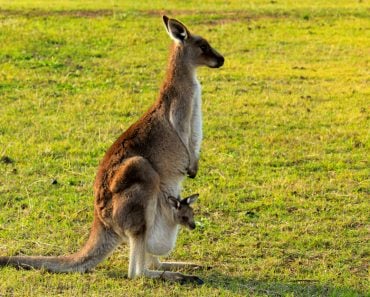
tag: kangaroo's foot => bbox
[146,255,203,271]
[144,269,204,285]
[158,261,203,271]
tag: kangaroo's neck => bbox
[167,44,196,82]
[160,44,198,105]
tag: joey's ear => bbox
[162,15,189,43]
[162,15,170,29]
[182,193,199,205]
[168,196,181,209]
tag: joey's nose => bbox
[218,56,224,67]
[189,222,196,230]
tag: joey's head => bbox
[163,15,224,69]
[168,194,199,230]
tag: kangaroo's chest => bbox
[168,78,202,149]
[191,78,202,155]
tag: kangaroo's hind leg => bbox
[143,266,204,285]
[127,234,146,278]
[144,253,204,284]
[145,254,202,271]
[109,156,160,279]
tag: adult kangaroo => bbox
[0,16,224,283]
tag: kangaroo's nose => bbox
[214,55,224,68]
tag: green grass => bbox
[0,1,369,296]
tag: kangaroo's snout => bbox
[214,55,224,68]
[209,48,225,68]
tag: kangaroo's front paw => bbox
[187,169,197,179]
[187,161,199,179]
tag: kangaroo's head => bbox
[163,15,224,69]
[168,194,199,230]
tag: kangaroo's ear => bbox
[168,196,181,209]
[182,193,199,205]
[163,15,189,43]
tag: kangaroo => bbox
[144,194,200,277]
[0,16,224,284]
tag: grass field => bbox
[0,1,369,296]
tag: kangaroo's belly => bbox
[146,221,179,256]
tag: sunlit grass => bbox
[0,1,369,296]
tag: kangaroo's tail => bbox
[0,217,120,273]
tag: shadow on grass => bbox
[204,272,365,297]
[104,268,364,296]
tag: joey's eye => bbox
[200,44,208,52]
[182,216,188,222]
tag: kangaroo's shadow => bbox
[202,271,364,297]
[104,268,364,296]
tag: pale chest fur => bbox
[191,77,202,158]
[169,74,203,158]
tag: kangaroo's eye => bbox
[182,216,188,222]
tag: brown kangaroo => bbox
[0,16,224,284]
